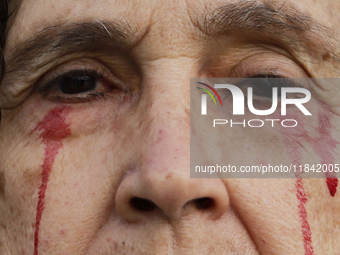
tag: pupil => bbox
[59,75,96,94]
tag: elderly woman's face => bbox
[1,0,340,254]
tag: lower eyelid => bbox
[42,91,108,104]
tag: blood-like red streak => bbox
[279,107,339,254]
[33,107,72,255]
[308,109,338,197]
[295,178,314,255]
[280,118,314,255]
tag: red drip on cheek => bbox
[33,107,72,255]
[295,178,314,255]
[309,109,338,196]
[279,117,314,255]
[326,178,338,197]
[278,108,338,196]
[279,107,339,254]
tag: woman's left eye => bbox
[237,75,302,101]
[58,75,97,95]
[242,78,288,99]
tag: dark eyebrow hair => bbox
[197,0,339,62]
[5,20,138,74]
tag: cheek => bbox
[64,105,109,135]
[278,103,339,197]
[278,114,308,166]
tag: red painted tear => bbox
[33,107,72,255]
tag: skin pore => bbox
[0,0,340,254]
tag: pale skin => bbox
[0,0,340,254]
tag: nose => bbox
[115,101,229,223]
[115,59,229,223]
[116,168,229,223]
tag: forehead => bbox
[6,0,338,45]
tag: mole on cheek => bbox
[33,107,72,255]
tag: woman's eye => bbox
[58,75,97,94]
[245,79,288,98]
[35,67,120,103]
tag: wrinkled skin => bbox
[1,0,340,254]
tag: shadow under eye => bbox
[59,75,97,94]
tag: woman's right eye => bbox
[36,68,113,103]
[29,57,134,104]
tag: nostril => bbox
[130,197,157,212]
[194,197,214,210]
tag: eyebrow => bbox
[5,20,138,74]
[197,1,339,62]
